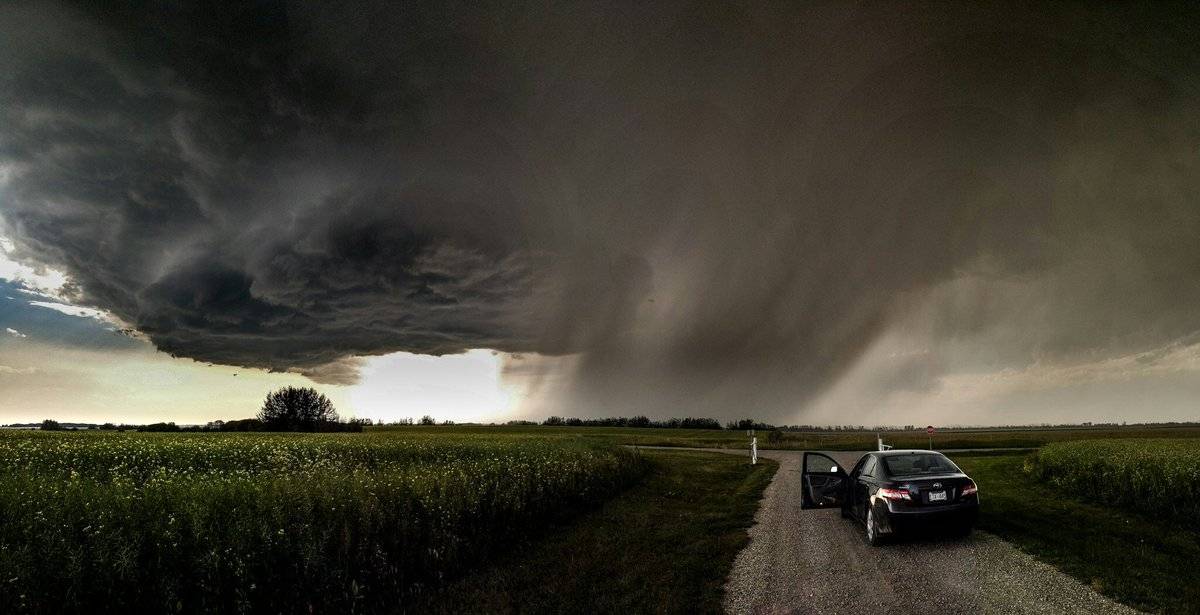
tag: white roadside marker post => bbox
[750,428,757,465]
[876,433,893,451]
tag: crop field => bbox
[369,423,1200,451]
[1026,438,1200,522]
[0,431,647,613]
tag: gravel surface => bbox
[721,450,1140,615]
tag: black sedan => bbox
[800,450,979,546]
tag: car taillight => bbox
[877,487,911,501]
[962,482,978,497]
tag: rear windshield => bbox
[882,453,960,477]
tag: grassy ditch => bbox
[416,449,778,614]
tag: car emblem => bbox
[932,482,942,488]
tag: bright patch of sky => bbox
[26,301,108,320]
[0,236,67,297]
[348,350,522,424]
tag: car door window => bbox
[803,452,843,474]
[800,452,848,508]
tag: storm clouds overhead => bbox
[2,2,1200,423]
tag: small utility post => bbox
[877,432,893,451]
[749,428,757,465]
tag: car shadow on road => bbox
[844,518,976,548]
[879,531,974,547]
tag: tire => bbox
[840,505,850,519]
[866,507,884,547]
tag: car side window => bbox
[850,456,867,477]
[861,456,878,477]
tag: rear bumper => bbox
[883,501,978,532]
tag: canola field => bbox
[1026,438,1200,522]
[0,431,647,613]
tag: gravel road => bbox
[721,450,1139,614]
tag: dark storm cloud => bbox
[2,2,1200,416]
[0,0,594,383]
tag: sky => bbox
[2,2,1200,426]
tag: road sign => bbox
[926,425,935,435]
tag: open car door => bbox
[801,452,847,509]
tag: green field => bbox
[0,431,646,612]
[369,422,1200,451]
[5,423,1197,613]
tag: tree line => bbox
[540,416,762,430]
[40,390,1200,433]
[34,387,369,433]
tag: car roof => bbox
[874,449,948,457]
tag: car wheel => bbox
[866,507,883,547]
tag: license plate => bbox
[929,491,947,502]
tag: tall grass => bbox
[0,431,647,613]
[1026,438,1200,522]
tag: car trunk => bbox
[894,475,972,506]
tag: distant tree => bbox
[40,419,63,431]
[258,387,338,431]
[679,417,722,430]
[221,418,266,432]
[543,416,565,426]
[419,415,436,426]
[137,422,181,432]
